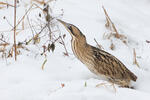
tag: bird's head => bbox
[57,19,86,41]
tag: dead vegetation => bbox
[14,0,17,61]
[102,6,127,50]
[0,1,141,70]
[0,1,14,9]
[101,6,140,68]
[94,38,104,50]
[0,0,68,61]
[133,48,140,68]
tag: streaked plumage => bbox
[58,19,137,88]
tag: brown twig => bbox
[11,3,43,31]
[11,4,34,31]
[0,24,44,33]
[102,6,127,49]
[32,0,45,4]
[133,48,140,68]
[14,0,17,61]
[0,1,15,7]
[4,17,13,28]
[41,59,47,70]
[110,40,115,50]
[27,15,34,36]
[94,38,104,49]
[43,4,53,40]
[102,6,119,37]
[102,6,127,40]
[60,36,69,56]
[31,0,54,5]
[0,34,9,45]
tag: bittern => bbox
[58,19,137,88]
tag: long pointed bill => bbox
[57,19,74,36]
[57,19,71,29]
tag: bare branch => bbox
[14,0,17,61]
[133,48,140,68]
[94,38,104,50]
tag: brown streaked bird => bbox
[58,19,137,88]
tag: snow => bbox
[0,0,150,99]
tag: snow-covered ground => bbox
[0,0,150,99]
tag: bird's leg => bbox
[96,82,117,92]
[107,79,117,92]
[109,82,117,92]
[96,78,114,88]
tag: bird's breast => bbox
[71,39,100,76]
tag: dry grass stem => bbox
[4,17,13,28]
[41,59,47,70]
[102,6,127,46]
[0,0,68,60]
[60,36,69,56]
[94,38,104,50]
[43,4,52,40]
[110,40,115,50]
[32,0,45,4]
[14,0,17,61]
[0,1,14,7]
[11,4,34,31]
[133,48,140,68]
[27,15,34,36]
[31,0,54,5]
[102,6,119,38]
[11,3,43,31]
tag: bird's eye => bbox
[68,26,74,34]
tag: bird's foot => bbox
[96,82,117,92]
[96,82,107,87]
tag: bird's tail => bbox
[129,72,137,81]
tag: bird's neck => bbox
[71,38,88,59]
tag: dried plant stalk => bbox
[43,4,52,40]
[32,0,45,4]
[133,48,140,67]
[102,6,127,45]
[22,19,24,30]
[94,38,104,50]
[0,1,14,7]
[14,0,17,61]
[11,4,36,31]
[102,6,119,38]
[31,0,54,4]
[60,36,69,56]
[41,59,47,70]
[0,1,68,59]
[110,41,115,50]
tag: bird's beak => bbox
[57,19,71,30]
[57,19,74,36]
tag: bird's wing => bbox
[91,46,137,81]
